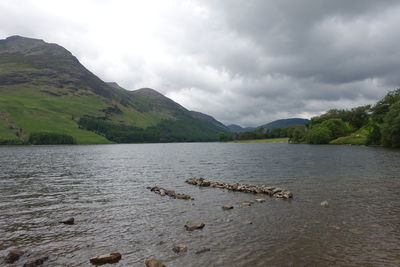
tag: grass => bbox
[330,134,366,145]
[0,85,112,144]
[229,138,289,143]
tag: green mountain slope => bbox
[0,35,228,144]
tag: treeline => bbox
[0,132,76,145]
[78,116,222,143]
[219,126,293,141]
[289,88,400,147]
[29,132,76,145]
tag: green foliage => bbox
[320,118,353,140]
[381,102,400,147]
[366,123,381,145]
[288,125,307,143]
[330,134,367,145]
[306,126,331,144]
[311,105,370,129]
[78,116,222,143]
[29,132,76,145]
[370,88,400,123]
[219,132,232,142]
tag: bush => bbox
[381,102,400,147]
[306,126,331,144]
[320,118,353,140]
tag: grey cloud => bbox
[1,0,400,127]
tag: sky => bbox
[1,0,400,127]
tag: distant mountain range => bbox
[0,35,230,144]
[227,118,310,133]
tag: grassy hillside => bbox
[0,36,229,144]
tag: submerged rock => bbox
[89,253,122,265]
[241,202,252,207]
[148,186,193,200]
[185,178,293,199]
[255,198,266,203]
[243,220,253,225]
[145,258,166,267]
[195,247,211,254]
[320,200,329,207]
[4,249,24,264]
[23,256,49,267]
[59,217,74,225]
[221,205,234,210]
[185,221,205,231]
[172,244,188,253]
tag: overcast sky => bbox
[1,0,399,126]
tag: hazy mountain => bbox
[228,118,309,133]
[0,35,228,144]
[260,118,309,130]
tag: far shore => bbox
[228,138,289,143]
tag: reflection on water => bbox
[1,143,400,266]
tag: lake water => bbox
[1,143,400,266]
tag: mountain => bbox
[260,118,309,130]
[228,118,309,133]
[0,35,228,144]
[227,124,255,132]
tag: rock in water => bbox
[241,202,252,207]
[195,247,211,254]
[89,253,122,265]
[4,249,24,263]
[172,244,188,253]
[59,217,74,225]
[320,200,329,207]
[243,220,253,225]
[185,221,205,231]
[23,256,49,267]
[222,205,234,210]
[255,198,266,203]
[145,258,166,267]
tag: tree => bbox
[306,126,331,144]
[381,102,400,147]
[320,118,352,140]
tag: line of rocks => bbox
[185,178,293,199]
[147,186,194,200]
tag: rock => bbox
[320,200,329,207]
[4,249,24,264]
[195,247,211,254]
[243,220,253,225]
[89,253,122,265]
[255,198,266,203]
[241,202,252,207]
[176,194,192,200]
[145,258,166,267]
[185,221,205,231]
[59,217,74,225]
[185,178,293,199]
[23,256,49,267]
[172,244,188,253]
[221,205,234,210]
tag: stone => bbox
[172,244,188,253]
[185,221,205,231]
[255,198,266,203]
[145,258,165,267]
[89,253,122,265]
[320,200,329,207]
[243,220,253,225]
[195,247,211,254]
[4,249,24,264]
[23,256,49,267]
[241,202,252,207]
[221,205,234,210]
[185,178,293,199]
[59,217,74,225]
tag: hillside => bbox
[0,35,228,144]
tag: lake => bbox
[1,143,400,266]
